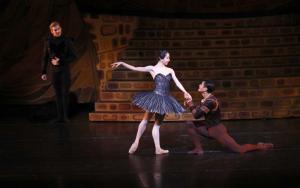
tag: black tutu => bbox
[132,73,185,115]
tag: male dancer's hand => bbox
[41,74,47,80]
[51,57,60,66]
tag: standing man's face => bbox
[50,25,62,37]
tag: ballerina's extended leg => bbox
[129,119,148,154]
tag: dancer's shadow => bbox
[56,124,70,145]
[47,122,70,145]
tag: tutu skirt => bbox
[132,91,185,115]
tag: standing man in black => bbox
[41,21,76,123]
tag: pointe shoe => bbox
[187,148,204,155]
[257,142,274,150]
[155,149,169,155]
[128,143,138,154]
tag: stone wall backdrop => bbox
[88,14,300,121]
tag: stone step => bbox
[105,76,300,91]
[89,112,195,122]
[133,26,300,39]
[128,36,299,49]
[94,96,300,112]
[89,108,300,121]
[120,46,300,60]
[98,87,300,102]
[111,65,300,81]
[115,56,300,70]
[137,15,299,29]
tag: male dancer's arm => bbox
[61,37,76,63]
[41,39,49,75]
[41,39,50,80]
[185,99,215,119]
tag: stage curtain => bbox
[0,0,98,104]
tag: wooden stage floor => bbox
[0,107,299,188]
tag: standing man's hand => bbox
[51,57,60,66]
[41,74,47,80]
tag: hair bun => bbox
[159,50,168,60]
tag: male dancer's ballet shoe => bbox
[257,142,274,150]
[128,143,138,154]
[187,148,204,155]
[155,149,169,155]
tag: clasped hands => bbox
[184,92,193,107]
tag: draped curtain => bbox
[0,0,98,104]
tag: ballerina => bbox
[111,50,191,154]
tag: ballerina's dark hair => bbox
[159,50,169,60]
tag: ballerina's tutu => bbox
[132,73,185,115]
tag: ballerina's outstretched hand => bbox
[111,62,123,69]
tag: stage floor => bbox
[0,109,299,188]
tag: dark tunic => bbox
[186,94,222,128]
[42,35,75,74]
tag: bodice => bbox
[153,73,172,96]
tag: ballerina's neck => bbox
[157,61,166,67]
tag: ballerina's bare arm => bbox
[111,61,153,72]
[170,69,192,99]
